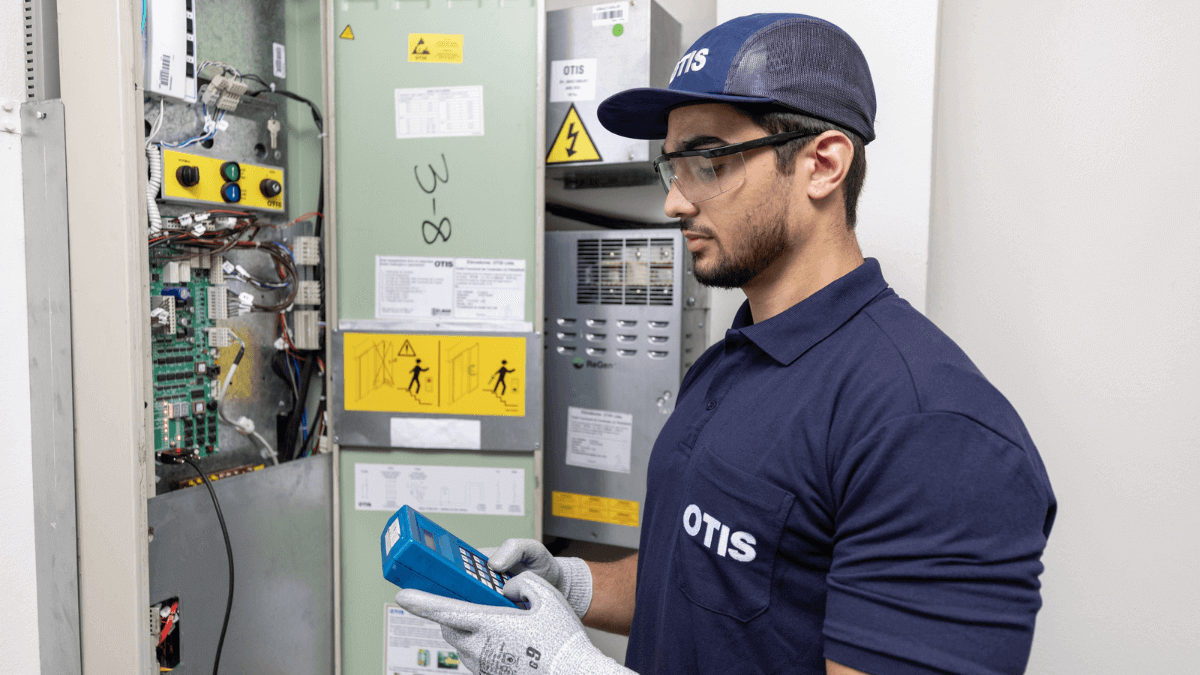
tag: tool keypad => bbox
[459,546,511,592]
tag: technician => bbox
[395,13,1056,675]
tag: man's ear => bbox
[803,131,853,201]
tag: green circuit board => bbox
[150,256,222,456]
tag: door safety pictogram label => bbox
[343,333,525,417]
[339,25,354,40]
[547,104,602,164]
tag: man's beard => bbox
[685,197,789,289]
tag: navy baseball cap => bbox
[597,13,876,143]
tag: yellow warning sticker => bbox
[343,333,525,417]
[551,491,639,527]
[408,33,464,64]
[339,25,354,40]
[547,104,602,164]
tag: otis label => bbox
[682,504,756,562]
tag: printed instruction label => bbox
[566,406,633,474]
[386,605,462,675]
[344,333,526,417]
[591,2,627,26]
[356,463,526,516]
[550,58,598,102]
[395,85,484,139]
[376,256,525,322]
[407,33,464,64]
[552,490,639,527]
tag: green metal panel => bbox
[285,0,324,220]
[333,0,540,323]
[339,449,537,675]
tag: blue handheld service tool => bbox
[381,505,521,608]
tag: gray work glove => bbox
[481,539,593,619]
[395,572,631,675]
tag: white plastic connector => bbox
[211,257,225,284]
[237,292,255,314]
[296,280,321,306]
[207,286,229,320]
[202,74,249,111]
[233,416,255,435]
[317,435,331,454]
[209,326,233,348]
[293,310,320,350]
[293,236,321,265]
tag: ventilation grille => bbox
[24,0,37,99]
[576,237,675,306]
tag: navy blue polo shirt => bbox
[625,259,1056,675]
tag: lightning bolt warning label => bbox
[547,104,602,164]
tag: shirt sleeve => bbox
[822,412,1055,675]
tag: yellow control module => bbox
[161,149,284,212]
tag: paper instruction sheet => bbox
[565,406,633,474]
[376,256,525,323]
[395,85,484,139]
[386,605,468,675]
[355,463,526,516]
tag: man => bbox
[396,13,1056,675]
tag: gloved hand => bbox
[394,572,630,675]
[481,539,593,619]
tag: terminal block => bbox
[207,285,228,320]
[294,236,321,265]
[200,73,249,111]
[293,310,320,350]
[296,280,322,306]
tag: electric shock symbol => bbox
[566,124,580,157]
[547,104,602,164]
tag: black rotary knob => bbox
[175,165,200,187]
[259,178,282,198]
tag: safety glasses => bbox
[652,129,822,203]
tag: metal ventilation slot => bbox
[623,238,649,305]
[24,0,37,99]
[600,239,624,304]
[649,238,674,305]
[576,239,600,304]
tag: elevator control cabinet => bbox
[546,1,680,182]
[544,230,709,549]
[381,506,520,609]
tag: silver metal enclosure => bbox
[545,1,680,173]
[544,229,708,548]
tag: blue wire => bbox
[292,355,308,445]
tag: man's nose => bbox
[663,181,698,220]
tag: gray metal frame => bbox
[22,99,82,675]
[148,454,334,674]
[331,329,544,452]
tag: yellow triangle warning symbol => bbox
[547,104,603,164]
[339,25,355,40]
[397,340,417,357]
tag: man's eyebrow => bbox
[664,135,728,154]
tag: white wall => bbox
[928,2,1200,672]
[718,0,939,316]
[0,0,43,673]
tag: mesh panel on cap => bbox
[724,18,876,142]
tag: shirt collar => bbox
[728,258,890,365]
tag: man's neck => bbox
[741,228,864,324]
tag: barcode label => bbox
[591,2,626,26]
[158,54,172,89]
[272,42,286,78]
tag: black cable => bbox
[180,456,235,675]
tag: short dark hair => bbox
[736,106,867,229]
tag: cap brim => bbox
[597,88,776,140]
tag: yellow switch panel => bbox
[161,149,285,212]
